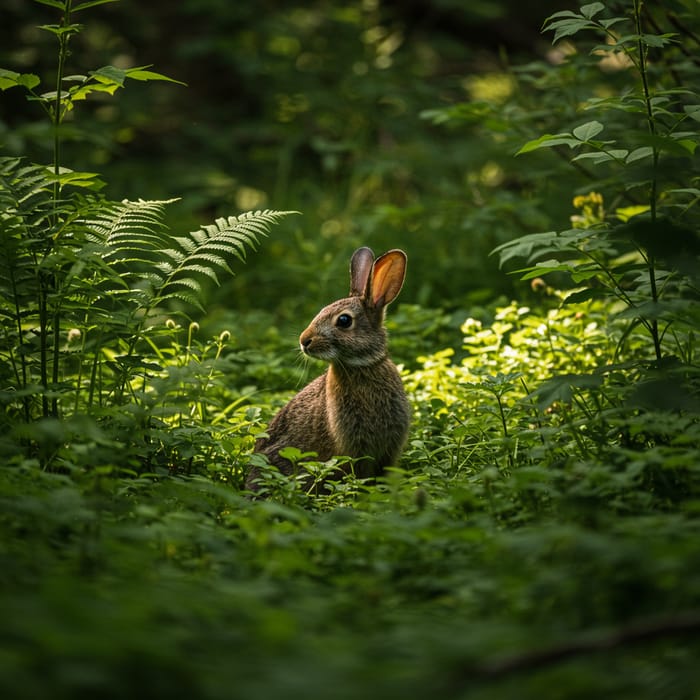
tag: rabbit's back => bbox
[253,373,334,470]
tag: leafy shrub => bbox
[0,2,293,475]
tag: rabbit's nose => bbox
[300,332,313,351]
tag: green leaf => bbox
[533,372,604,407]
[125,66,186,86]
[72,0,120,11]
[17,73,41,90]
[0,69,40,91]
[638,133,697,156]
[44,168,105,190]
[562,287,608,304]
[71,82,120,100]
[580,2,605,19]
[684,105,700,122]
[676,139,697,155]
[91,65,127,87]
[37,23,81,37]
[641,33,676,48]
[572,149,628,164]
[573,120,604,141]
[515,259,580,279]
[599,17,628,30]
[546,18,597,44]
[34,0,66,8]
[626,146,653,164]
[615,205,650,222]
[516,133,579,155]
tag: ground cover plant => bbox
[1,1,699,698]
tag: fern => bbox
[0,157,66,419]
[92,204,297,311]
[79,202,297,402]
[1,158,296,419]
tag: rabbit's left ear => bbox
[350,247,374,297]
[369,250,407,308]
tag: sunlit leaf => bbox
[572,120,604,141]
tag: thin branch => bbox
[456,610,700,682]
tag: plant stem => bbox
[44,2,74,416]
[635,0,663,362]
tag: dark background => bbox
[1,0,598,323]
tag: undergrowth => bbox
[1,1,699,699]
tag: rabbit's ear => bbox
[350,247,374,296]
[369,249,407,308]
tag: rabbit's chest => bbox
[324,368,404,458]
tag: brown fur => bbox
[247,247,410,490]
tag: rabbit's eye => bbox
[336,313,353,329]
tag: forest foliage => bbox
[1,1,700,698]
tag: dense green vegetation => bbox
[1,0,699,698]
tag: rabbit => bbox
[246,246,411,491]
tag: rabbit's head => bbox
[299,247,407,368]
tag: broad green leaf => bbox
[546,18,597,44]
[571,265,603,283]
[71,82,120,100]
[17,73,41,90]
[573,120,604,141]
[599,17,628,30]
[125,67,186,85]
[516,133,579,155]
[544,10,581,21]
[637,133,697,156]
[533,372,604,407]
[0,69,40,91]
[515,260,580,279]
[572,149,628,164]
[676,139,697,154]
[580,2,605,19]
[641,32,677,48]
[92,65,127,86]
[44,168,105,190]
[684,105,700,122]
[583,95,647,115]
[562,288,608,304]
[492,231,559,264]
[665,188,700,197]
[615,205,650,222]
[626,146,653,164]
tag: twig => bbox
[463,610,700,681]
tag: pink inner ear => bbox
[371,252,406,307]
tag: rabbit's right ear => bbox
[350,247,374,297]
[369,249,407,308]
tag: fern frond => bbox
[88,198,177,252]
[172,263,222,284]
[84,201,296,311]
[0,158,56,309]
[153,209,298,308]
[166,277,204,293]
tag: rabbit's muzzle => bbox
[299,328,334,360]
